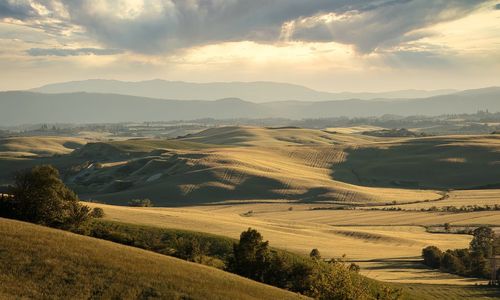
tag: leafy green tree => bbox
[441,252,464,274]
[469,251,490,278]
[422,246,443,268]
[174,237,209,263]
[6,165,91,229]
[231,228,270,281]
[470,226,495,258]
[309,261,370,300]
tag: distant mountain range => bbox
[31,79,457,103]
[0,87,499,125]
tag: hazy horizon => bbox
[9,78,469,94]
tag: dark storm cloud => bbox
[1,0,490,54]
[26,47,123,56]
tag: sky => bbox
[0,0,499,92]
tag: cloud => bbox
[26,47,123,56]
[495,3,500,10]
[0,0,39,20]
[286,1,487,53]
[0,0,491,54]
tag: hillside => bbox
[31,79,456,102]
[1,127,499,206]
[0,136,87,158]
[0,217,305,300]
[64,127,441,205]
[1,87,500,125]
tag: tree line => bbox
[422,226,499,285]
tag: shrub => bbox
[128,198,153,207]
[90,207,105,218]
[310,248,321,260]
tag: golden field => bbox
[1,126,499,290]
[87,202,499,285]
[0,217,305,300]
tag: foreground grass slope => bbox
[0,217,305,300]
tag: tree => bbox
[470,226,495,258]
[174,237,208,262]
[444,222,451,233]
[231,228,270,281]
[310,248,321,260]
[5,165,91,229]
[422,246,443,268]
[441,252,464,274]
[128,198,153,207]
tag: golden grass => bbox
[0,136,87,158]
[369,189,500,210]
[86,202,495,285]
[324,126,385,134]
[0,217,305,300]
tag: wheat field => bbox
[87,202,496,285]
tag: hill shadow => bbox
[331,138,500,190]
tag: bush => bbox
[128,198,153,207]
[310,248,321,260]
[1,165,91,229]
[90,207,105,218]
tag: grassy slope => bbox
[88,202,494,285]
[0,217,305,300]
[334,135,500,189]
[397,284,500,300]
[2,127,499,206]
[0,136,87,158]
[72,127,442,205]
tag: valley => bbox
[1,125,498,289]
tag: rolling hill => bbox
[0,217,305,300]
[2,127,498,206]
[31,79,456,102]
[1,87,499,125]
